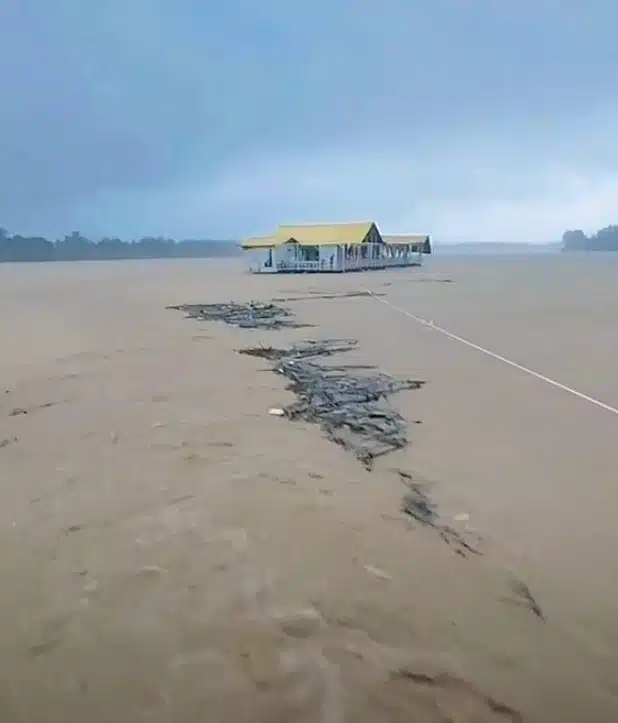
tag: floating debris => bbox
[417,277,453,284]
[167,493,196,506]
[8,401,60,417]
[270,290,385,302]
[28,637,63,658]
[500,578,546,622]
[167,301,310,330]
[453,512,470,522]
[363,564,392,581]
[63,524,84,535]
[239,339,424,469]
[399,472,483,557]
[241,338,358,362]
[389,669,522,722]
[138,565,168,576]
[401,483,438,526]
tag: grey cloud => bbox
[2,0,618,237]
[0,1,228,227]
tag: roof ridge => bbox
[278,221,373,228]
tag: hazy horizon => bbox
[2,2,617,243]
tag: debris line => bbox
[239,339,424,469]
[167,301,310,330]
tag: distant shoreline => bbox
[0,252,242,264]
[0,235,242,263]
[432,242,560,256]
[7,240,618,263]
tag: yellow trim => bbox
[241,235,276,249]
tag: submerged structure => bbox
[241,222,432,274]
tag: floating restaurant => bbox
[241,222,431,274]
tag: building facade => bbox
[242,223,431,274]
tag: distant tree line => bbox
[562,226,618,251]
[0,228,241,262]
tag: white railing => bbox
[249,252,422,273]
[277,260,321,271]
[383,255,422,267]
[342,256,421,269]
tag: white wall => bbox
[275,244,298,265]
[318,245,338,270]
[246,248,274,272]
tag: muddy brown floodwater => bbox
[1,256,618,722]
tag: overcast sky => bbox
[1,0,617,242]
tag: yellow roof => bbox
[383,234,430,246]
[275,222,377,247]
[241,235,277,249]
